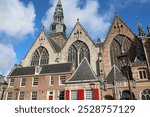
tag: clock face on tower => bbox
[56,25,63,32]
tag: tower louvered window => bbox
[31,46,49,66]
[68,40,90,68]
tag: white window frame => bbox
[85,89,93,100]
[31,91,38,100]
[59,75,66,85]
[47,91,55,100]
[32,77,39,86]
[71,90,78,100]
[49,76,54,86]
[9,79,14,87]
[138,68,148,80]
[19,91,25,100]
[20,78,26,87]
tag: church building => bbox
[4,0,150,100]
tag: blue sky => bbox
[0,0,150,76]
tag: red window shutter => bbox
[93,88,99,100]
[65,90,70,100]
[78,89,84,100]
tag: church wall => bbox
[60,23,99,74]
[22,31,57,67]
[103,17,137,76]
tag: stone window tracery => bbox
[110,35,136,70]
[31,46,49,66]
[141,89,150,100]
[68,40,90,68]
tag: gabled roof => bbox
[106,65,127,83]
[67,20,97,47]
[9,63,73,77]
[134,50,146,63]
[104,15,136,45]
[66,58,98,83]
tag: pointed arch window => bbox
[31,46,49,66]
[110,35,136,70]
[40,48,49,65]
[68,40,90,68]
[79,44,90,63]
[68,45,78,68]
[31,50,40,66]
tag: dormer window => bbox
[35,66,42,75]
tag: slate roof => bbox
[66,58,98,83]
[106,65,127,84]
[10,63,73,76]
[48,38,62,52]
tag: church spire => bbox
[50,0,66,34]
[138,22,145,36]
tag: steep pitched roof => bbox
[66,58,98,83]
[23,29,57,59]
[106,65,127,83]
[104,15,136,45]
[9,63,73,77]
[48,38,62,52]
[67,20,96,47]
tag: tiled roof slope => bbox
[67,58,98,83]
[106,65,127,83]
[10,63,73,76]
[48,38,62,52]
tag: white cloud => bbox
[42,0,112,40]
[0,0,36,39]
[0,43,17,76]
[42,0,150,41]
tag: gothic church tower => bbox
[50,0,66,34]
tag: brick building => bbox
[4,0,150,100]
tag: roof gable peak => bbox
[66,57,98,83]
